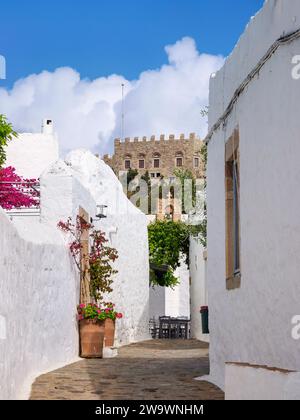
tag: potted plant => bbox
[77,303,123,355]
[102,302,123,347]
[58,216,119,358]
[77,303,106,358]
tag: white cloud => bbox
[0,37,224,155]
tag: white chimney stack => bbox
[42,119,54,135]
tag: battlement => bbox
[114,133,200,145]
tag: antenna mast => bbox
[121,83,125,141]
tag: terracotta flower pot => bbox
[79,319,105,358]
[104,318,116,347]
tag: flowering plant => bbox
[0,167,39,210]
[58,216,118,302]
[77,303,123,322]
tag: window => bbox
[194,157,200,168]
[139,160,145,169]
[176,152,184,167]
[176,157,183,167]
[125,160,131,170]
[154,159,160,168]
[225,129,241,290]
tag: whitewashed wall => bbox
[0,146,150,399]
[50,150,150,345]
[5,130,59,179]
[207,0,300,394]
[225,364,300,401]
[189,238,209,343]
[0,209,80,400]
[149,286,166,318]
[149,258,190,319]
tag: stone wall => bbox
[103,133,204,179]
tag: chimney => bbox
[42,119,54,135]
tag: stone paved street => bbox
[30,340,224,400]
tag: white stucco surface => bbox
[149,258,190,320]
[1,147,150,399]
[225,364,300,401]
[166,260,190,318]
[149,286,166,319]
[189,238,209,343]
[5,132,59,179]
[0,209,80,400]
[41,150,150,346]
[207,0,300,393]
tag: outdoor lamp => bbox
[96,204,108,219]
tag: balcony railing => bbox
[0,181,40,217]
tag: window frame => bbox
[176,157,183,167]
[124,159,131,170]
[153,158,160,169]
[225,129,241,291]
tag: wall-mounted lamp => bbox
[96,204,108,219]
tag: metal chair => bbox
[159,316,171,339]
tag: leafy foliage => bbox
[127,168,138,185]
[0,115,18,168]
[58,217,118,302]
[0,167,39,210]
[148,220,192,288]
[89,230,118,301]
[77,303,123,322]
[126,168,139,200]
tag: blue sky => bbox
[0,0,265,154]
[1,0,264,87]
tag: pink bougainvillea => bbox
[0,166,39,210]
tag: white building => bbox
[206,0,300,399]
[0,123,150,399]
[5,119,59,179]
[149,257,190,320]
[189,238,209,343]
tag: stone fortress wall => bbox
[103,133,204,179]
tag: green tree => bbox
[0,115,18,168]
[148,220,191,288]
[126,168,138,200]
